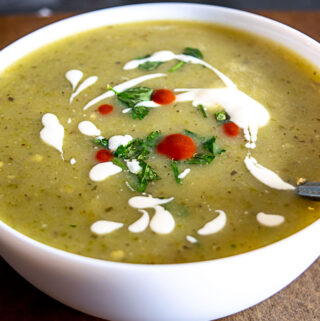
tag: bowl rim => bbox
[0,2,319,269]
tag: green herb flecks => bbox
[93,137,108,148]
[183,47,203,59]
[69,225,77,228]
[170,161,182,184]
[198,104,207,118]
[138,61,162,71]
[215,110,230,123]
[108,85,154,120]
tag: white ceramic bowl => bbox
[0,3,319,321]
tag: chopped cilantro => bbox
[131,106,150,120]
[134,160,160,192]
[112,158,127,170]
[139,61,162,71]
[183,129,205,142]
[69,225,77,228]
[202,136,225,156]
[145,130,161,147]
[114,131,161,161]
[169,61,185,72]
[115,139,147,160]
[183,47,203,59]
[198,104,207,118]
[170,161,182,184]
[215,111,230,123]
[185,154,215,165]
[116,87,154,108]
[202,136,216,154]
[93,137,108,148]
[108,85,154,120]
[183,130,225,165]
[113,132,161,192]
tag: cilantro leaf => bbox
[183,47,203,59]
[134,160,160,192]
[170,161,182,184]
[139,61,162,71]
[93,137,108,148]
[203,136,226,156]
[145,131,161,147]
[114,138,149,160]
[112,158,127,170]
[202,136,216,154]
[183,129,206,142]
[185,154,215,165]
[114,131,160,161]
[131,106,150,120]
[117,87,154,108]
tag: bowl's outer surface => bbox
[0,3,319,321]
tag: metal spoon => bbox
[296,182,320,200]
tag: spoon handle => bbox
[296,182,320,200]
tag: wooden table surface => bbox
[0,10,319,321]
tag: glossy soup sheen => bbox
[0,21,319,264]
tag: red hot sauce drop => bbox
[157,134,196,160]
[95,149,113,163]
[98,104,114,115]
[222,122,240,137]
[151,89,176,105]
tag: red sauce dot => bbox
[222,122,240,137]
[95,149,113,163]
[151,89,176,105]
[98,104,114,115]
[157,134,196,160]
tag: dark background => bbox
[0,0,320,14]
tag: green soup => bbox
[0,21,319,264]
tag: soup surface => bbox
[0,21,319,264]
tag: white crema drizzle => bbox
[128,209,150,233]
[128,195,175,234]
[124,50,270,149]
[66,70,98,103]
[197,210,227,235]
[256,212,285,227]
[244,154,295,190]
[65,69,83,90]
[91,220,123,235]
[40,113,64,158]
[78,121,101,136]
[89,162,122,182]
